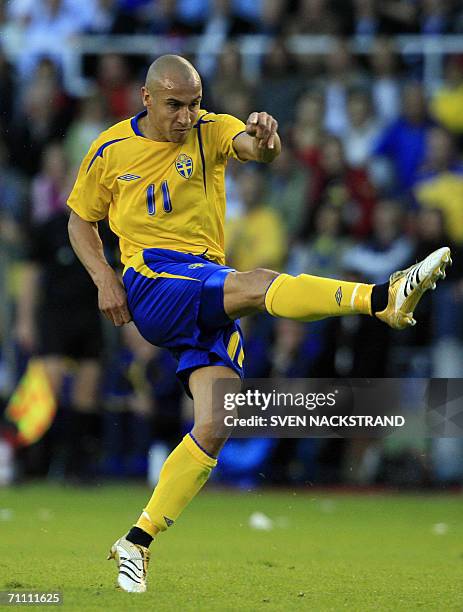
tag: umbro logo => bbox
[335,286,342,306]
[164,516,174,527]
[118,173,141,181]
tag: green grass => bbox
[0,484,462,611]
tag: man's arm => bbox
[68,211,131,326]
[233,112,281,163]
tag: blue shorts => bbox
[123,249,244,393]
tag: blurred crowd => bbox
[1,0,463,488]
[5,0,463,44]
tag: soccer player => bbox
[67,55,451,592]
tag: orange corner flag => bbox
[5,359,57,447]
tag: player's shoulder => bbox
[195,109,244,128]
[90,117,136,150]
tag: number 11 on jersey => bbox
[146,180,172,216]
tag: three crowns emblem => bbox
[175,153,193,179]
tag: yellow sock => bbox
[135,433,217,537]
[265,273,373,322]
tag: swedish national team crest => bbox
[175,153,193,179]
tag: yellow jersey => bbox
[67,109,246,265]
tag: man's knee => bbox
[247,268,279,305]
[225,268,279,316]
[191,423,232,457]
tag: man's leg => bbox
[223,247,452,330]
[133,365,237,538]
[109,366,239,593]
[68,359,101,481]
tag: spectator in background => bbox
[368,37,402,125]
[65,94,109,169]
[413,127,463,245]
[229,0,264,34]
[341,87,382,169]
[411,207,463,381]
[420,0,451,35]
[10,0,89,78]
[195,0,231,78]
[374,81,434,193]
[342,198,413,285]
[15,161,103,481]
[303,135,376,239]
[264,147,310,240]
[31,142,71,223]
[174,0,210,35]
[292,89,326,170]
[144,0,176,35]
[226,168,287,271]
[224,159,245,222]
[0,137,28,254]
[270,319,311,377]
[351,0,378,37]
[285,0,341,35]
[342,199,413,376]
[217,88,253,124]
[320,38,367,137]
[430,55,463,135]
[288,203,350,278]
[102,323,182,479]
[10,58,73,176]
[97,54,136,121]
[0,137,28,372]
[210,42,254,117]
[85,0,142,35]
[257,38,302,130]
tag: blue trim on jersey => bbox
[193,114,215,126]
[189,432,217,460]
[86,137,129,173]
[194,120,207,194]
[131,109,148,137]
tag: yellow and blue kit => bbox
[67,109,247,389]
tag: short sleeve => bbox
[67,140,112,221]
[214,113,247,161]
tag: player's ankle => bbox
[351,283,374,316]
[126,526,153,548]
[371,282,389,315]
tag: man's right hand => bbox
[97,266,132,326]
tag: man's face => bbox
[143,80,202,143]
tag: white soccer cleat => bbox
[375,246,452,330]
[107,536,150,593]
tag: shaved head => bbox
[145,55,201,92]
[140,55,202,143]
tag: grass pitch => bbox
[0,484,461,611]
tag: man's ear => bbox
[141,86,152,108]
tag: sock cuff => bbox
[136,511,160,537]
[184,433,218,468]
[264,273,290,316]
[352,283,374,316]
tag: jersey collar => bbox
[131,110,147,137]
